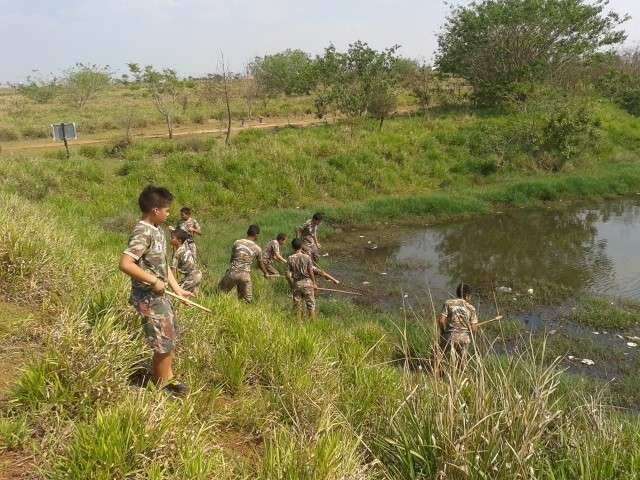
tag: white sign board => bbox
[51,123,77,141]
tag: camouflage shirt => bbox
[262,239,281,264]
[441,298,478,342]
[299,219,317,246]
[176,217,201,239]
[124,221,168,293]
[172,243,199,276]
[287,251,314,285]
[229,239,262,273]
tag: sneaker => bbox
[162,381,189,398]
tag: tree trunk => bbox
[166,114,173,139]
[378,116,385,131]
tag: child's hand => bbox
[152,279,166,294]
[175,287,194,299]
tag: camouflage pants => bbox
[438,333,470,368]
[293,282,316,313]
[218,270,253,303]
[301,242,319,263]
[263,261,279,276]
[180,270,203,294]
[131,291,177,354]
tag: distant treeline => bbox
[4,0,640,140]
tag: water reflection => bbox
[331,200,640,306]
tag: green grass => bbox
[3,101,640,477]
[569,297,640,331]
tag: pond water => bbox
[327,198,640,312]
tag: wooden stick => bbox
[476,315,503,327]
[165,290,213,313]
[316,287,363,296]
[143,281,212,313]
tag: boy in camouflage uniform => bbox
[218,225,269,303]
[262,233,288,275]
[175,207,202,259]
[296,212,323,263]
[286,238,340,320]
[119,185,194,398]
[170,229,203,294]
[437,283,478,368]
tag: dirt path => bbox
[1,107,418,154]
[1,115,331,153]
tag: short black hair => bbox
[138,185,173,213]
[247,224,260,237]
[277,233,287,241]
[291,238,303,250]
[456,283,472,298]
[312,212,324,221]
[180,207,192,215]
[172,229,189,243]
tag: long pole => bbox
[476,315,503,327]
[316,287,363,296]
[165,290,212,313]
[61,123,70,158]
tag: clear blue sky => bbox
[2,0,639,82]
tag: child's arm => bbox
[119,254,165,294]
[470,309,479,334]
[190,220,202,236]
[308,263,317,289]
[275,245,287,264]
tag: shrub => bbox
[538,102,600,170]
[0,127,19,142]
[79,145,100,158]
[191,112,206,124]
[20,125,48,139]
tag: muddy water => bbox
[327,198,640,312]
[326,199,640,382]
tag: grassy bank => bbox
[2,103,640,477]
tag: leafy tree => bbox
[15,72,59,104]
[318,42,400,128]
[251,49,316,96]
[436,0,628,105]
[596,48,640,116]
[367,80,397,130]
[401,61,436,110]
[137,65,183,139]
[64,63,112,109]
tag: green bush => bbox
[539,102,600,170]
[0,127,19,141]
[191,112,206,124]
[597,70,640,117]
[20,125,49,139]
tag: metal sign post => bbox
[51,123,77,158]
